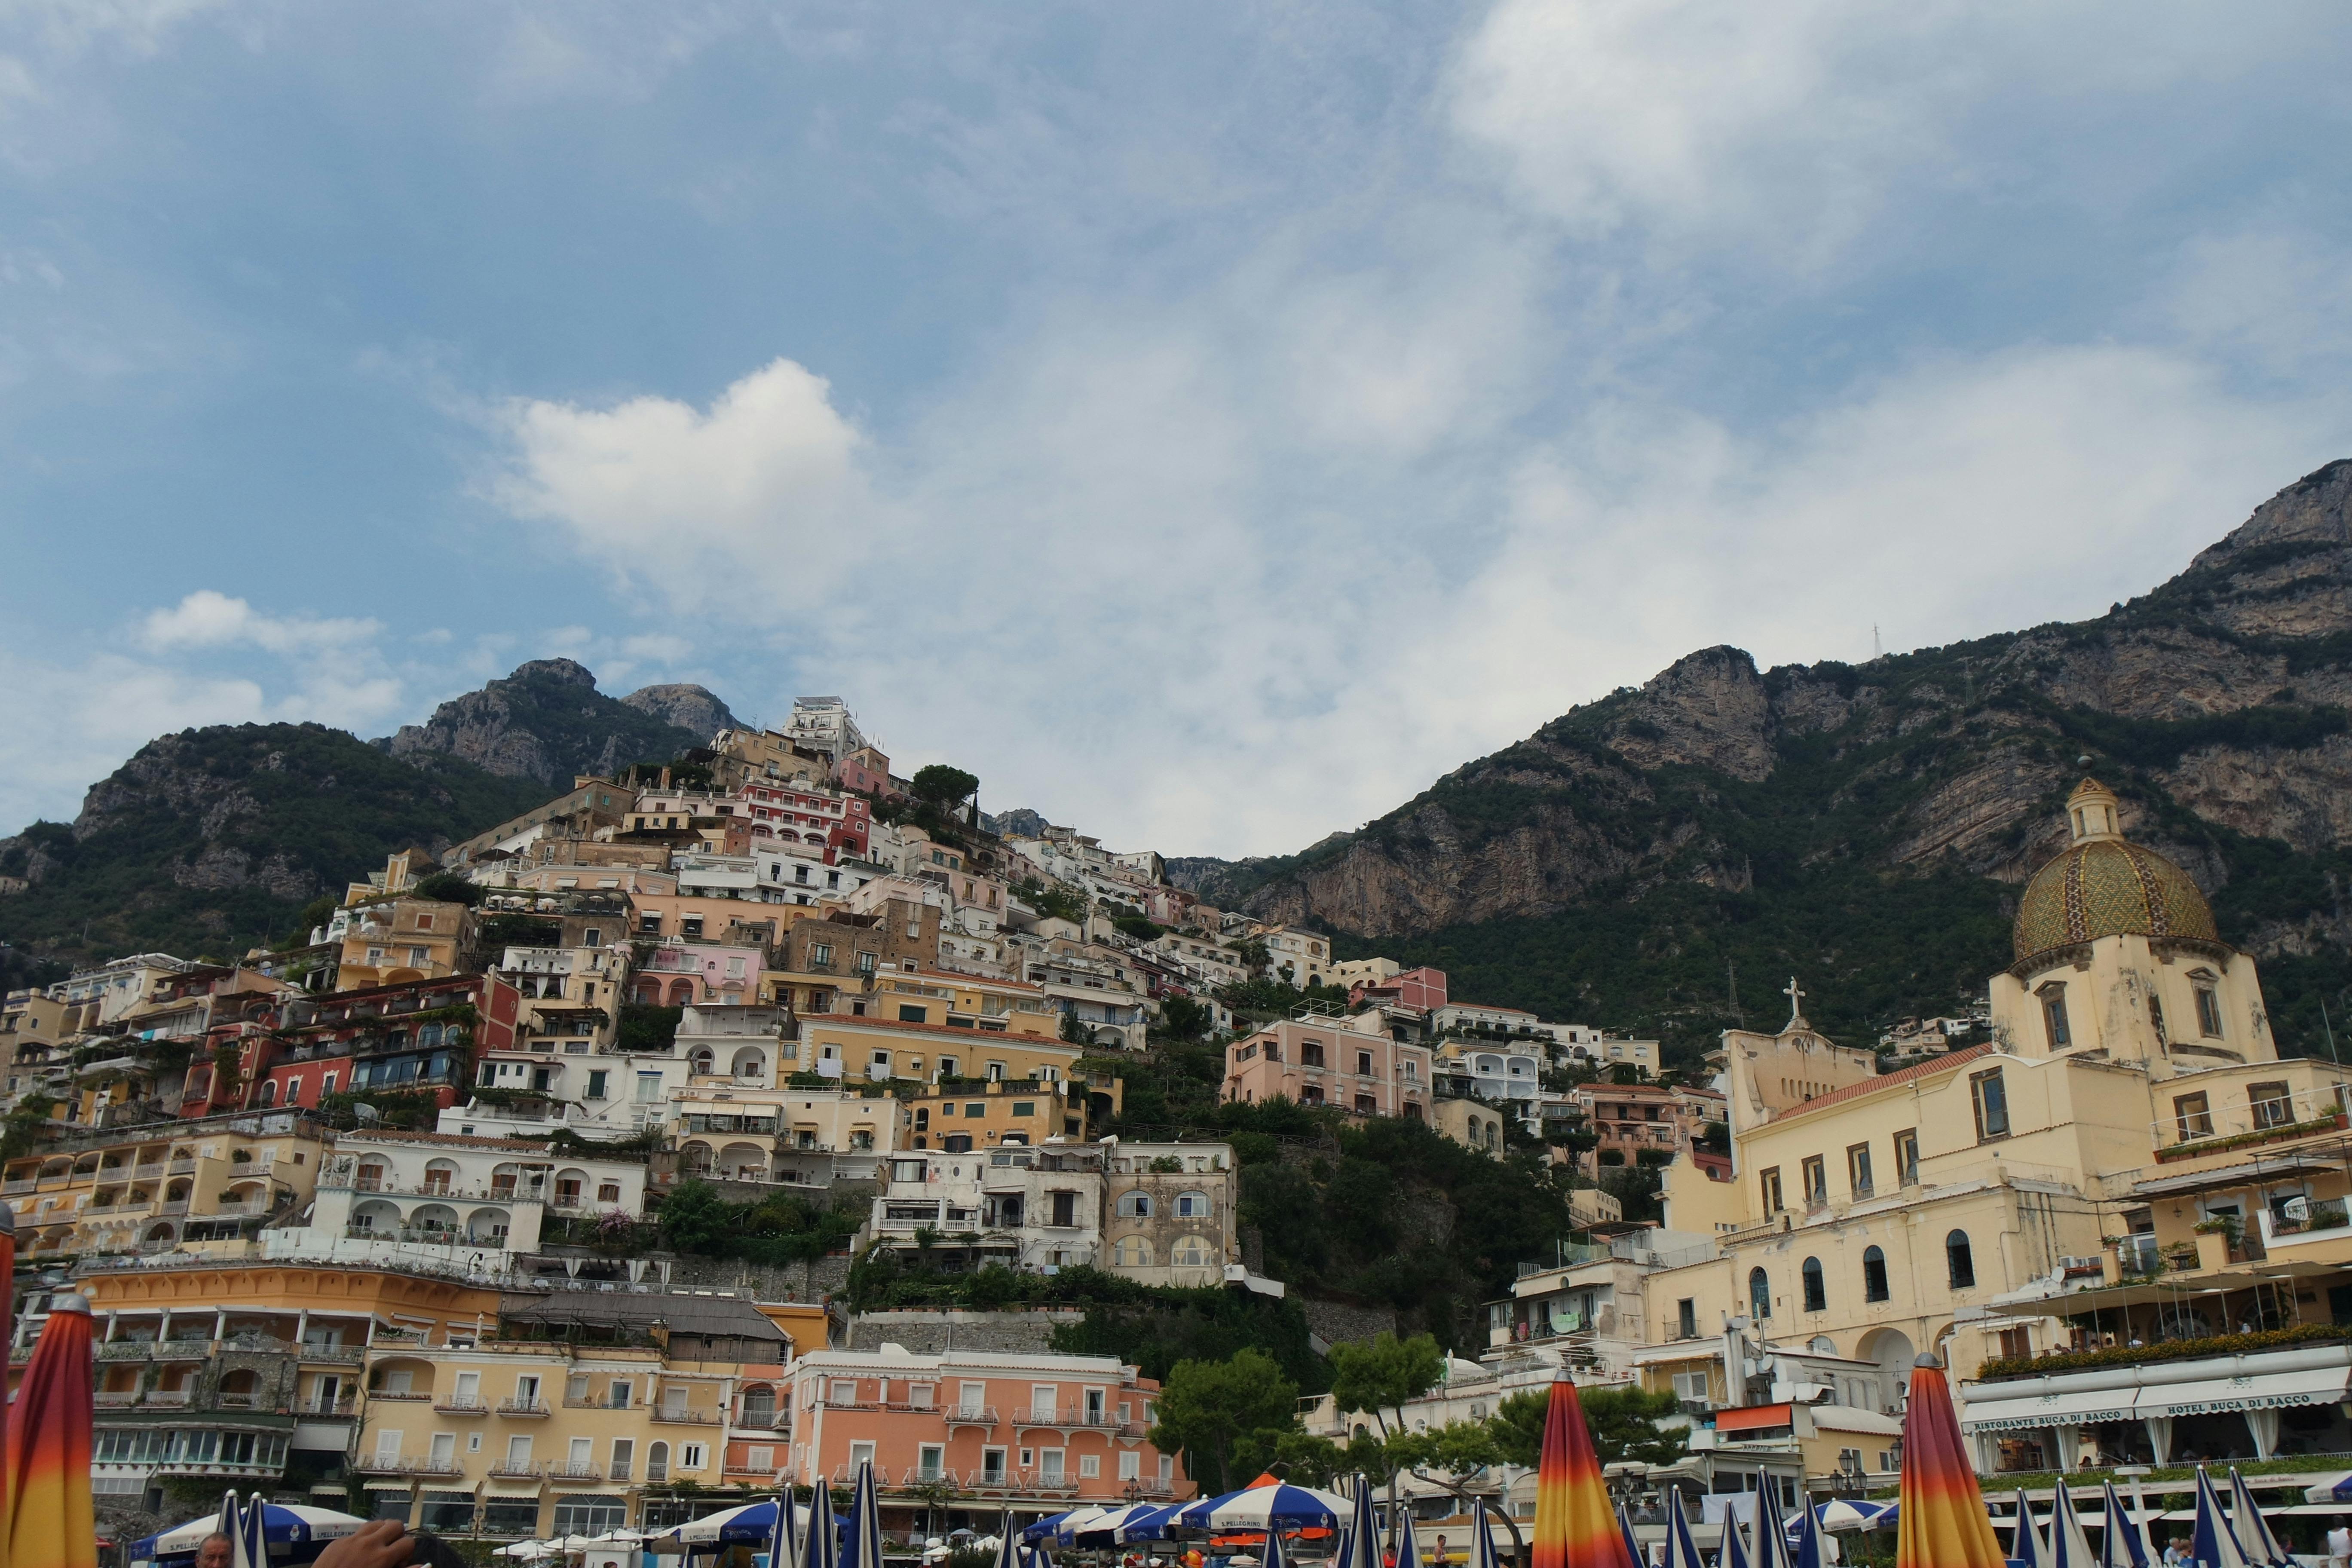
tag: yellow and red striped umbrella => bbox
[0,1204,13,1568]
[6,1291,93,1568]
[1528,1379,1635,1568]
[1896,1355,2004,1568]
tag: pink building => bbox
[630,940,766,1007]
[779,1348,1188,1529]
[1223,1017,1433,1121]
[1349,965,1447,1014]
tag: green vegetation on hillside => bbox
[0,723,551,966]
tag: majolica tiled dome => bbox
[2013,779,2218,964]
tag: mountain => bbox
[0,724,550,967]
[379,658,734,787]
[1185,459,2352,1067]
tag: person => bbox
[196,1536,235,1568]
[2327,1520,2350,1568]
[1432,1537,1449,1565]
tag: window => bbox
[1894,1129,1919,1187]
[1748,1267,1771,1320]
[646,1442,669,1483]
[1112,1236,1155,1267]
[585,1070,608,1100]
[680,1443,707,1471]
[1677,1299,1697,1339]
[1995,1327,2030,1360]
[2251,1082,2294,1130]
[1801,1258,1826,1313]
[1801,1157,1827,1208]
[2196,983,2224,1038]
[637,1072,664,1104]
[1847,1143,1874,1199]
[809,942,833,968]
[1946,1230,1975,1289]
[898,1005,928,1024]
[918,1444,946,1482]
[1970,1070,2009,1141]
[1760,1167,1784,1214]
[1301,1042,1325,1068]
[1171,1236,1210,1266]
[1116,1192,1154,1218]
[1176,1191,1211,1218]
[1357,1050,1375,1076]
[2037,982,2072,1050]
[2174,1091,2214,1141]
[1858,1244,1891,1302]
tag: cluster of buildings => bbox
[1295,780,2352,1522]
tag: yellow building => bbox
[57,1258,504,1513]
[795,1014,1087,1089]
[865,971,1061,1038]
[1638,780,2352,1479]
[901,1076,1103,1150]
[2,1112,328,1260]
[335,898,474,991]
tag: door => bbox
[569,1437,594,1477]
[374,1429,403,1464]
[429,1433,455,1469]
[1032,1385,1059,1423]
[312,1375,343,1415]
[454,1371,480,1410]
[504,1436,533,1472]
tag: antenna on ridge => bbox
[1872,624,1884,660]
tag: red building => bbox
[1351,965,1449,1014]
[224,973,520,1117]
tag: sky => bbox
[5,1,2352,859]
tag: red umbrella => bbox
[1528,1380,1635,1568]
[5,1290,92,1568]
[1896,1355,2004,1568]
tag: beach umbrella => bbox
[2226,1469,2291,1568]
[1893,1355,2003,1568]
[1719,1509,1751,1568]
[986,1510,1022,1568]
[765,1493,798,1568]
[1019,1516,1074,1545]
[212,1493,247,1568]
[1392,1500,1424,1568]
[1068,1506,1176,1546]
[239,1494,270,1568]
[0,1207,11,1568]
[2049,1484,2095,1568]
[131,1506,366,1561]
[1173,1483,1350,1534]
[2097,1481,2153,1568]
[4,1291,92,1568]
[805,1482,844,1568]
[1788,1491,1827,1568]
[1335,1476,1380,1568]
[1258,1522,1287,1568]
[1528,1380,1636,1568]
[1613,1502,1640,1568]
[2190,1468,2251,1568]
[1466,1504,1501,1568]
[2011,1489,2052,1568]
[1659,1491,1703,1568]
[843,1463,885,1568]
[1750,1482,1792,1568]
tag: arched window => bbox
[647,1442,670,1483]
[1946,1229,1975,1289]
[1175,1191,1211,1218]
[1112,1236,1154,1268]
[1171,1236,1210,1267]
[254,1079,278,1108]
[1748,1267,1771,1320]
[689,1047,715,1077]
[1116,1191,1154,1219]
[741,1385,776,1426]
[1801,1257,1826,1314]
[1862,1245,1889,1303]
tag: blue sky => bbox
[5,1,2352,858]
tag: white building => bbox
[673,1084,899,1187]
[869,1142,1107,1271]
[280,1130,649,1266]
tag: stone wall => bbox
[1299,1297,1396,1351]
[842,1308,1085,1355]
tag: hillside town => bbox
[7,700,2352,1560]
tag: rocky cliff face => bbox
[380,658,724,786]
[1192,460,2352,1058]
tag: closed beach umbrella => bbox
[1893,1355,2003,1568]
[4,1292,93,1568]
[1528,1381,1635,1568]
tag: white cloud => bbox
[139,590,382,655]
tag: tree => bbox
[1488,1385,1686,1470]
[658,1179,732,1255]
[1327,1332,1445,1439]
[910,765,979,807]
[1148,1348,1301,1496]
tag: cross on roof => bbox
[1784,977,1807,1029]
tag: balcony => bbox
[496,1398,552,1418]
[944,1406,998,1427]
[93,1390,142,1408]
[486,1459,543,1479]
[368,1390,433,1403]
[650,1406,720,1425]
[98,1341,154,1362]
[435,1396,488,1415]
[540,1461,604,1482]
[302,1393,360,1417]
[144,1389,194,1407]
[154,1339,214,1360]
[733,1410,782,1430]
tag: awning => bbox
[1959,1386,2142,1434]
[2130,1153,2340,1198]
[1714,1404,1794,1434]
[487,1481,546,1497]
[362,1481,413,1492]
[2132,1365,2349,1421]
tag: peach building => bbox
[1223,1015,1432,1121]
[780,1348,1188,1530]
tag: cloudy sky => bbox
[5,2,2351,858]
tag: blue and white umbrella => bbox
[1719,1507,1752,1568]
[1466,1504,1501,1568]
[239,1493,271,1568]
[1750,1482,1793,1568]
[2049,1484,2095,1568]
[2226,1469,2292,1568]
[1019,1515,1077,1545]
[843,1463,886,1568]
[1614,1501,1641,1568]
[1333,1476,1380,1568]
[1175,1482,1353,1534]
[1259,1522,1289,1568]
[989,1509,1022,1568]
[1660,1491,1704,1568]
[1391,1499,1424,1568]
[1788,1493,1827,1568]
[1065,1505,1178,1545]
[132,1504,367,1563]
[654,1499,843,1550]
[2097,1480,2153,1568]
[2011,1487,2053,1568]
[2190,1467,2253,1568]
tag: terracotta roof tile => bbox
[1769,1044,1995,1122]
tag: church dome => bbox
[2013,779,2218,964]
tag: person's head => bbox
[196,1535,236,1568]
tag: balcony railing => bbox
[650,1406,720,1425]
[540,1460,603,1481]
[496,1398,552,1418]
[486,1459,543,1478]
[144,1389,193,1407]
[944,1406,998,1426]
[435,1396,488,1414]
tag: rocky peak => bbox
[620,683,739,743]
[509,658,599,689]
[1601,645,1777,782]
[380,662,720,787]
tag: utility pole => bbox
[1727,960,1742,1027]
